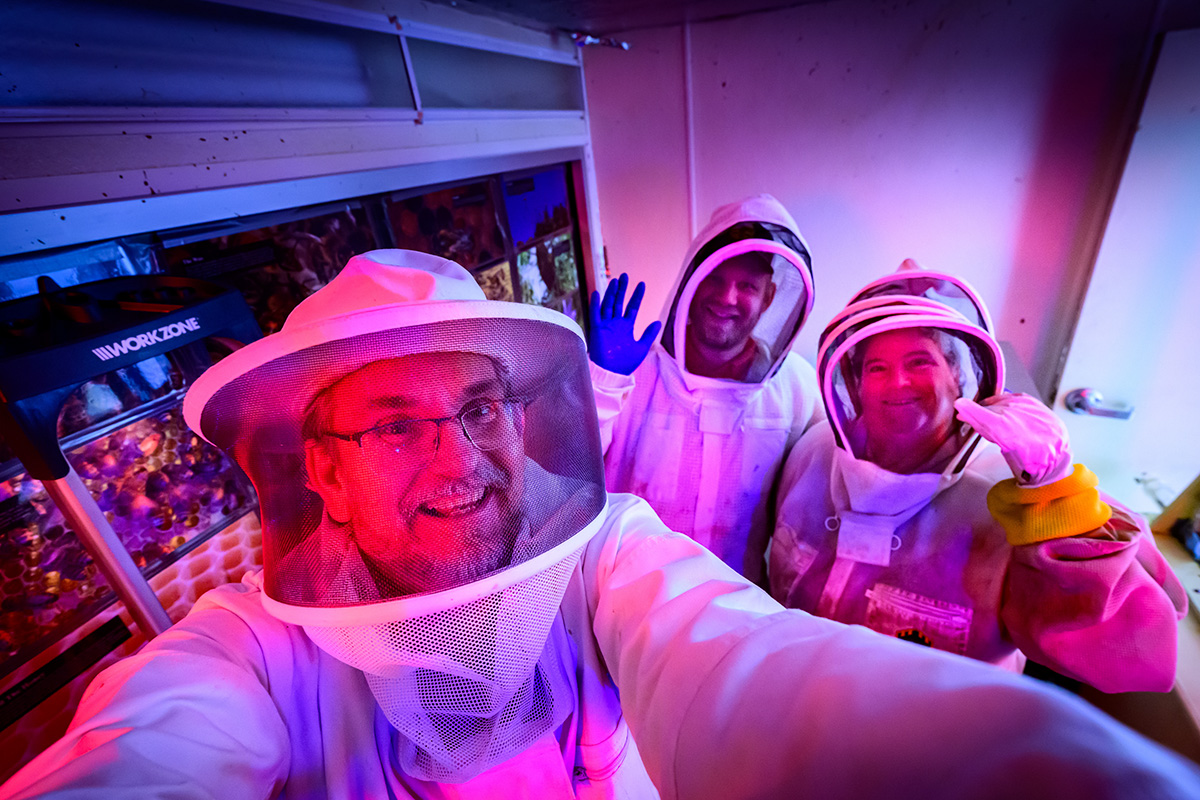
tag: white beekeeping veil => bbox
[184,249,606,782]
[816,262,1005,467]
[660,194,814,386]
[806,263,1007,612]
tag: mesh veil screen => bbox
[303,547,579,681]
[198,315,605,608]
[309,547,582,782]
[662,222,812,382]
[827,322,1001,460]
[748,252,809,375]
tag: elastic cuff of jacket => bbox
[987,464,1112,547]
[588,359,637,388]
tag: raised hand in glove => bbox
[587,273,662,376]
[954,392,1073,487]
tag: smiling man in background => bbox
[588,194,823,583]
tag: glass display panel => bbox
[0,240,157,303]
[57,354,184,440]
[1,0,413,109]
[0,470,115,681]
[385,182,508,271]
[159,205,378,334]
[69,404,254,573]
[0,349,257,681]
[405,38,582,111]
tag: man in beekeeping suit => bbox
[588,195,823,583]
[4,250,1199,800]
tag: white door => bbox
[1055,28,1200,516]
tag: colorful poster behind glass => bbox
[503,167,571,249]
[504,167,586,329]
[472,261,515,302]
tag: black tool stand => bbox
[0,275,259,639]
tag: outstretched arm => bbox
[584,494,1200,800]
[993,470,1187,693]
[0,593,290,800]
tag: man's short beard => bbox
[385,458,520,589]
[397,457,513,524]
[693,318,755,351]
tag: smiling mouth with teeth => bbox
[420,487,490,518]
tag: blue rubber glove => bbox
[587,273,662,375]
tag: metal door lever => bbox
[1063,388,1133,419]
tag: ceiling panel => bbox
[433,0,827,36]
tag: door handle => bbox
[1063,388,1134,419]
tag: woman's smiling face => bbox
[857,328,962,465]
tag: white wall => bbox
[583,0,1165,398]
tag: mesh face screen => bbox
[662,222,813,383]
[198,316,605,608]
[377,653,572,783]
[827,322,1000,460]
[310,547,582,782]
[302,548,579,681]
[745,253,809,378]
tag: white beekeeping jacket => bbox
[5,495,1200,799]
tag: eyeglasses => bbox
[323,398,524,464]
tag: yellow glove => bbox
[987,464,1112,546]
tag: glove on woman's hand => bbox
[954,392,1073,487]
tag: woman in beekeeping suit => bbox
[769,262,1187,692]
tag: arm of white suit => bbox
[586,493,1200,800]
[803,394,827,432]
[992,469,1189,694]
[589,359,637,454]
[794,355,827,437]
[766,423,826,606]
[780,357,826,470]
[0,592,290,800]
